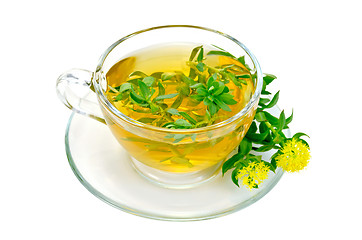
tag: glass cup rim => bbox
[93,25,262,133]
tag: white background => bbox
[1,0,361,239]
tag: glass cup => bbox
[56,25,263,189]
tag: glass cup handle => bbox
[56,68,106,124]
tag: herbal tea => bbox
[104,43,257,173]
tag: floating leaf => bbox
[150,72,163,79]
[138,80,151,99]
[161,72,176,81]
[142,76,156,87]
[214,97,231,111]
[171,95,184,109]
[154,93,178,101]
[197,47,204,62]
[130,71,148,78]
[118,82,132,93]
[166,108,180,116]
[158,82,165,96]
[196,62,205,72]
[179,111,197,125]
[130,88,146,104]
[189,45,202,61]
[174,119,192,128]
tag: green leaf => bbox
[169,156,192,167]
[248,121,257,133]
[161,72,176,81]
[222,153,243,175]
[129,71,148,78]
[207,73,217,88]
[196,86,208,96]
[197,47,204,62]
[239,138,252,155]
[154,93,178,101]
[114,93,126,101]
[285,109,293,126]
[130,87,146,103]
[138,80,151,99]
[196,62,205,72]
[149,102,159,113]
[226,72,241,87]
[166,108,180,116]
[270,158,277,171]
[263,91,280,109]
[264,112,279,126]
[142,76,156,87]
[259,98,270,105]
[246,130,269,143]
[150,72,163,79]
[179,112,197,125]
[292,132,310,139]
[171,95,184,109]
[277,110,286,131]
[213,81,225,95]
[177,83,191,96]
[261,90,272,95]
[218,93,237,105]
[177,73,192,83]
[236,74,251,79]
[237,56,251,70]
[255,145,274,152]
[263,73,277,85]
[207,50,235,58]
[174,119,193,128]
[231,168,240,187]
[158,82,165,96]
[190,94,204,102]
[214,97,231,111]
[259,121,269,133]
[118,82,132,93]
[189,68,196,79]
[189,45,202,61]
[255,112,267,122]
[208,102,218,115]
[190,83,204,89]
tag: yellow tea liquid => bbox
[104,43,256,173]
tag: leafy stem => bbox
[222,73,310,189]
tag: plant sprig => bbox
[222,74,310,189]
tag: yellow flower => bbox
[276,138,310,172]
[237,161,270,190]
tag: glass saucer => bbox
[65,109,287,221]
